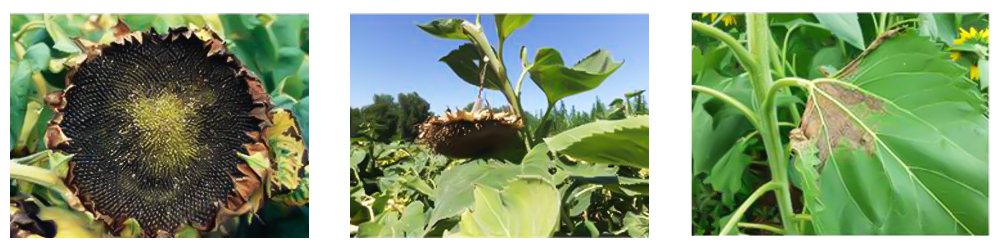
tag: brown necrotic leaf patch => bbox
[794,29,904,171]
[45,21,272,237]
[798,82,885,168]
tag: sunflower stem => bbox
[462,20,533,146]
[747,13,797,235]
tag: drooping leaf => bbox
[529,48,624,105]
[357,201,427,238]
[24,43,51,72]
[428,160,549,227]
[789,130,824,225]
[572,220,600,237]
[521,142,551,171]
[918,13,958,45]
[439,43,503,90]
[250,23,279,75]
[623,212,649,238]
[10,61,32,146]
[795,32,987,235]
[978,58,988,91]
[495,14,532,42]
[544,115,648,168]
[704,137,755,205]
[271,14,308,48]
[692,71,755,176]
[814,13,865,50]
[417,19,469,40]
[293,97,309,147]
[265,108,308,192]
[445,176,560,237]
[808,46,845,80]
[565,184,595,216]
[273,47,308,97]
[553,163,618,185]
[692,46,704,75]
[604,176,649,197]
[44,14,80,54]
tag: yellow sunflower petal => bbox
[971,64,980,81]
[970,27,979,38]
[702,12,709,18]
[723,15,736,26]
[959,27,971,39]
[982,28,989,42]
[954,37,966,45]
[712,13,719,21]
[950,51,961,61]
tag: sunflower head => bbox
[44,19,273,237]
[416,108,523,159]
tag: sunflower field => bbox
[350,14,650,238]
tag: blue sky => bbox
[350,14,649,115]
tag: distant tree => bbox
[569,105,591,128]
[634,93,648,114]
[396,92,432,140]
[350,107,363,137]
[361,94,399,142]
[552,101,569,134]
[591,96,607,120]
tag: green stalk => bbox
[747,13,796,235]
[691,21,757,78]
[769,33,801,124]
[768,36,785,78]
[691,85,760,130]
[879,12,889,36]
[765,78,811,113]
[695,16,797,234]
[720,181,780,235]
[515,66,531,97]
[13,20,46,42]
[737,222,786,235]
[462,21,534,146]
[461,22,523,120]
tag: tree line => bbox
[350,91,648,143]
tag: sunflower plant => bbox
[693,13,988,235]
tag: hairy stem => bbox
[747,13,797,235]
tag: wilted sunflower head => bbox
[44,20,272,237]
[416,108,523,158]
